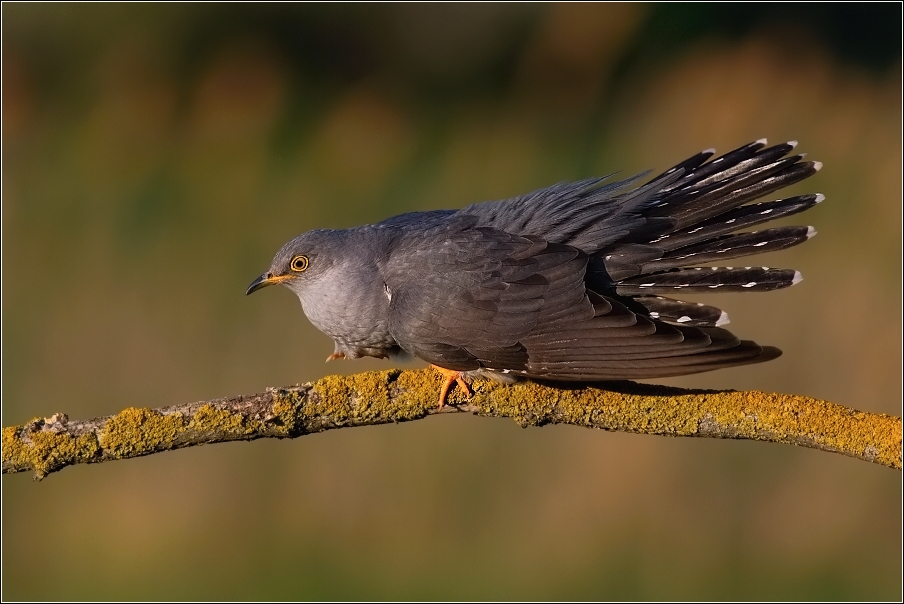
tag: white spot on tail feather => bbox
[787,140,798,148]
[716,311,730,326]
[806,226,817,238]
[742,282,757,288]
[813,161,823,171]
[792,271,803,285]
[677,316,691,323]
[815,193,825,203]
[754,241,768,247]
[755,138,768,145]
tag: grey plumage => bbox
[248,139,821,386]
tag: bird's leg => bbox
[431,365,473,409]
[326,342,347,363]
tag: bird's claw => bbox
[431,365,472,409]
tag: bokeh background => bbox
[3,3,901,600]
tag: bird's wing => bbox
[382,219,578,371]
[382,220,778,379]
[455,172,670,253]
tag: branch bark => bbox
[3,368,901,479]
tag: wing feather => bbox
[383,221,779,379]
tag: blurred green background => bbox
[2,3,901,600]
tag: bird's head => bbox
[246,229,342,297]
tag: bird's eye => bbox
[290,255,309,272]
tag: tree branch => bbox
[3,368,901,479]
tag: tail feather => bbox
[663,154,804,209]
[615,267,801,295]
[684,141,799,190]
[658,139,768,192]
[652,194,822,251]
[654,159,820,230]
[648,148,716,183]
[632,295,729,327]
[639,226,815,272]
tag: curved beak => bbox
[246,272,295,295]
[246,273,272,295]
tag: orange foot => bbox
[325,351,347,362]
[431,364,473,409]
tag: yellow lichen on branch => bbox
[2,369,901,479]
[473,380,901,468]
[99,407,186,458]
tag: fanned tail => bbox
[597,139,821,328]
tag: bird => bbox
[247,139,821,407]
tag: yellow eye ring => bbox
[290,255,309,272]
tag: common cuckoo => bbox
[248,140,821,406]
